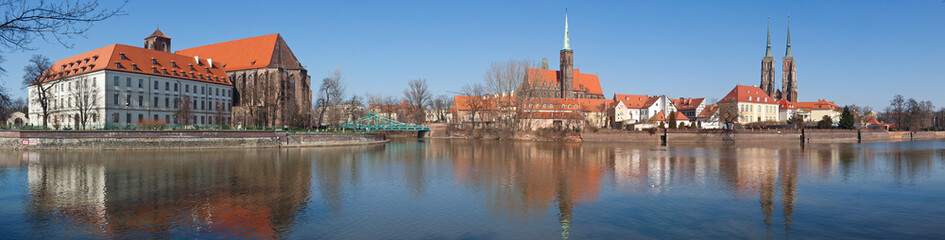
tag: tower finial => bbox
[563,9,570,50]
[765,17,772,57]
[785,15,792,57]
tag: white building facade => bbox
[28,44,233,129]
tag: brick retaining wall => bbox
[582,130,944,144]
[0,131,386,149]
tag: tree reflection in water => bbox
[7,140,945,239]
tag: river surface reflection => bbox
[0,140,944,239]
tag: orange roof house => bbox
[37,44,230,85]
[670,98,705,111]
[697,105,719,119]
[613,94,649,108]
[176,34,302,71]
[718,85,777,104]
[525,68,604,96]
[646,110,689,122]
[794,99,841,112]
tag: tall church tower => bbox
[144,28,171,53]
[781,18,798,102]
[559,11,574,99]
[760,19,776,98]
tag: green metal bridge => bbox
[340,112,430,132]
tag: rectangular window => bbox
[154,114,159,121]
[113,113,119,123]
[201,116,205,125]
[138,79,143,88]
[165,82,170,90]
[113,93,119,106]
[138,96,144,107]
[193,116,197,124]
[126,78,131,87]
[174,83,179,91]
[174,98,179,108]
[138,114,143,123]
[165,98,169,108]
[185,85,189,93]
[165,115,170,123]
[126,113,131,124]
[154,81,159,89]
[125,95,131,106]
[154,97,159,107]
[113,76,119,87]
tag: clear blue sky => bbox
[2,0,943,110]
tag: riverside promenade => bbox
[0,130,387,150]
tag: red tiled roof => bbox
[613,94,649,108]
[641,96,663,108]
[864,116,884,125]
[526,68,603,96]
[649,111,689,122]
[147,29,168,39]
[37,44,230,85]
[794,99,841,111]
[697,105,719,118]
[718,85,777,104]
[176,34,280,71]
[777,99,797,110]
[670,98,705,111]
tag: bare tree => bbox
[404,78,431,124]
[484,59,530,128]
[460,83,487,126]
[429,94,452,123]
[717,102,739,129]
[174,95,192,125]
[0,0,126,51]
[885,95,906,130]
[71,76,97,129]
[316,68,344,128]
[22,54,56,128]
[213,101,225,126]
[903,99,934,131]
[595,102,609,128]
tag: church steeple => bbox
[765,17,772,58]
[563,10,570,50]
[785,16,792,58]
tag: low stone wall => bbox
[582,131,661,143]
[0,130,386,149]
[582,129,945,144]
[290,133,387,147]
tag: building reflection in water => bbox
[14,140,944,239]
[24,149,315,239]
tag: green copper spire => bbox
[785,16,792,58]
[765,17,772,58]
[563,10,570,50]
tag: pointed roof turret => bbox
[765,17,772,58]
[785,16,793,58]
[563,10,570,50]
[147,28,168,39]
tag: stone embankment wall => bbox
[0,131,386,150]
[583,130,945,144]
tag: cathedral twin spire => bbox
[761,16,797,102]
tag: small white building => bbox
[28,44,234,129]
[611,94,677,129]
[777,100,810,122]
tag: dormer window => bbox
[61,65,66,70]
[69,62,74,67]
[84,59,89,64]
[172,70,179,76]
[92,56,98,62]
[152,67,159,73]
[162,69,169,74]
[190,73,196,78]
[171,61,178,68]
[132,64,140,71]
[205,68,211,73]
[151,59,158,65]
[120,53,127,60]
[189,65,195,71]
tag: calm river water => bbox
[0,139,944,239]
